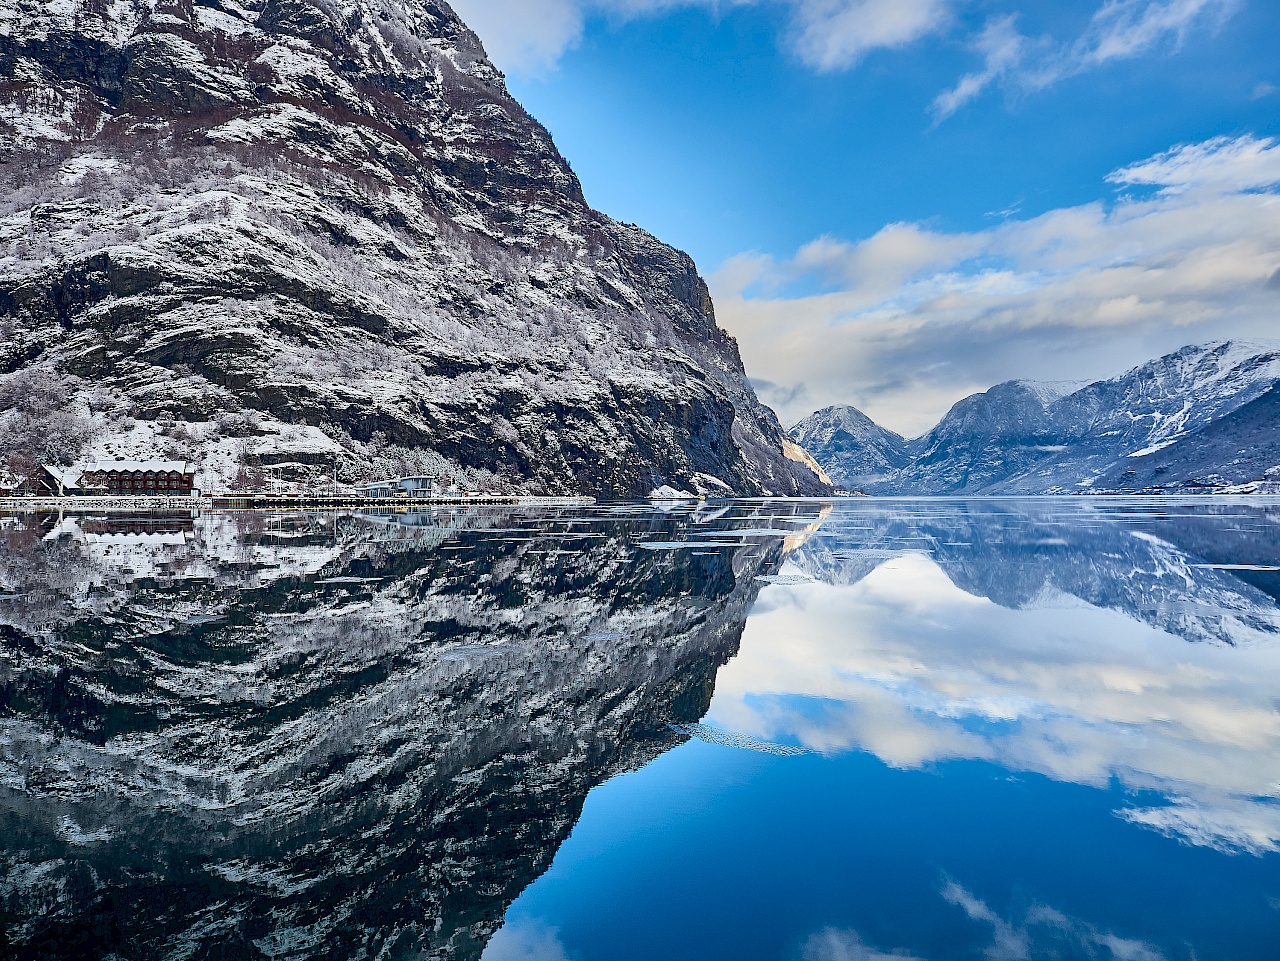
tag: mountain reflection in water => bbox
[1,500,1278,961]
[0,503,819,959]
[711,501,1280,854]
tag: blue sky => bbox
[451,1,1280,434]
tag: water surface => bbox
[1,500,1277,959]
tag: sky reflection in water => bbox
[493,499,1280,961]
[2,500,1278,959]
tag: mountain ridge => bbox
[792,340,1280,494]
[788,403,908,492]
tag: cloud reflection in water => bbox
[707,513,1280,855]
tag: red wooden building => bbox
[81,461,196,496]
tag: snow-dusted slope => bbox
[793,342,1280,494]
[789,404,908,491]
[0,0,827,497]
[899,379,1079,494]
[1097,386,1280,492]
[1056,340,1280,457]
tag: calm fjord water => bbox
[1,500,1277,960]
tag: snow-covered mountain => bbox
[788,404,909,491]
[1097,385,1280,492]
[785,500,1280,646]
[792,341,1280,494]
[0,0,828,498]
[898,378,1083,494]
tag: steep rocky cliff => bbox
[0,0,828,497]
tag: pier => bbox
[0,494,595,512]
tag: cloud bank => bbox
[710,134,1280,434]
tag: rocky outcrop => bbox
[0,0,828,498]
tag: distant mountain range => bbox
[792,341,1280,494]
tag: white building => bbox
[358,479,400,498]
[357,475,442,498]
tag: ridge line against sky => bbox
[450,0,1280,436]
[713,133,1280,436]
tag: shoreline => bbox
[0,494,596,512]
[1,492,1275,514]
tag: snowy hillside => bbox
[1097,386,1280,492]
[793,341,1280,494]
[0,0,828,498]
[788,404,909,491]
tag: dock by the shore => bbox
[0,494,595,512]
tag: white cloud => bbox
[450,0,588,73]
[452,0,950,74]
[933,0,1239,120]
[787,0,950,72]
[799,891,1168,961]
[704,547,1280,854]
[803,928,925,961]
[1077,0,1237,67]
[930,15,1029,120]
[942,882,1030,961]
[943,885,1168,961]
[1108,134,1280,195]
[711,135,1280,434]
[481,919,573,961]
[793,225,985,293]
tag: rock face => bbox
[1096,385,1280,492]
[898,379,1083,493]
[0,502,824,959]
[793,341,1280,494]
[787,404,907,492]
[0,0,828,498]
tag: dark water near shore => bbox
[1,500,1278,960]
